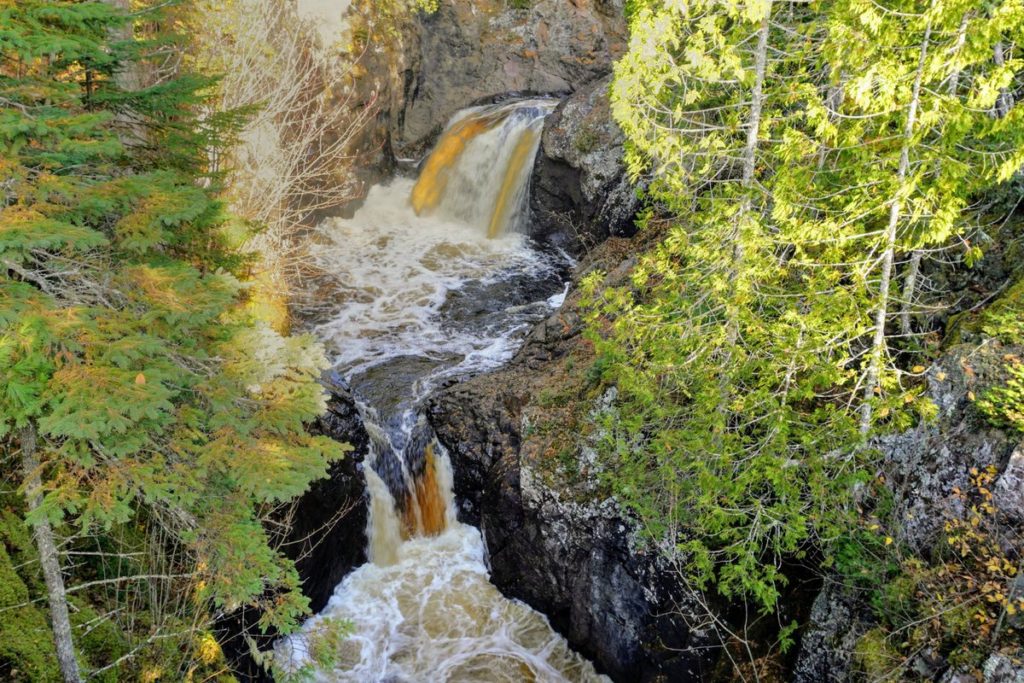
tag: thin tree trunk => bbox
[712,6,772,435]
[861,20,933,434]
[995,41,1014,118]
[899,13,969,338]
[717,4,772,423]
[742,10,771,190]
[20,425,83,683]
[102,0,146,146]
[899,251,922,337]
[103,0,143,91]
[723,5,771,349]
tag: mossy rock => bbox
[946,277,1024,346]
[0,542,29,607]
[979,277,1024,342]
[0,544,60,682]
[0,605,62,682]
[0,506,33,555]
[853,628,902,682]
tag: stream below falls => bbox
[275,100,610,682]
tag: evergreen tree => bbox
[0,1,346,677]
[594,0,865,611]
[591,0,1024,617]
[774,0,1024,430]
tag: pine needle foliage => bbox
[1,0,347,676]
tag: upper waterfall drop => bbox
[411,99,556,238]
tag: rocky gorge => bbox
[7,0,1022,680]
[239,1,1024,681]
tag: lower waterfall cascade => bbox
[275,100,609,682]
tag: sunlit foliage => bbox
[589,0,1024,615]
[0,1,346,676]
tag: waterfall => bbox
[362,411,456,559]
[412,100,554,238]
[278,100,606,682]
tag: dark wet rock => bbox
[531,74,642,253]
[291,373,370,613]
[342,0,635,244]
[392,0,628,158]
[432,221,1024,682]
[349,355,451,425]
[439,259,569,332]
[429,238,716,682]
[792,581,872,683]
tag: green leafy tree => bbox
[774,0,1024,431]
[594,0,868,612]
[591,0,1024,621]
[0,1,346,678]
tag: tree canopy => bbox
[588,0,1024,615]
[1,1,346,678]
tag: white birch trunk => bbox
[899,13,969,338]
[724,5,772,348]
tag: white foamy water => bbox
[277,523,607,683]
[280,100,604,682]
[302,176,564,386]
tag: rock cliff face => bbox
[530,74,641,253]
[429,238,718,682]
[794,343,1024,682]
[880,344,1023,547]
[392,0,628,157]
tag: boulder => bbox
[792,582,872,683]
[876,343,1023,549]
[530,74,642,253]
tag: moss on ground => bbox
[0,518,60,682]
